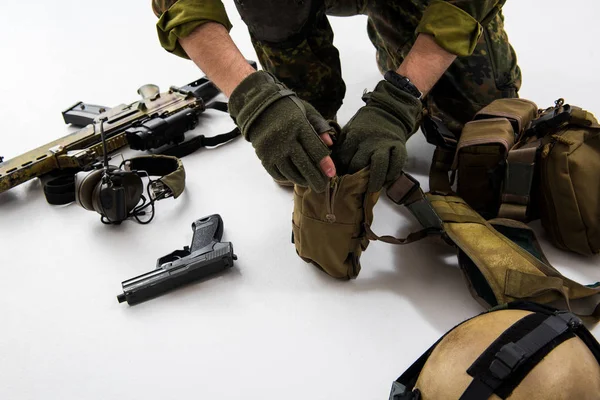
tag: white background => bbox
[0,1,599,399]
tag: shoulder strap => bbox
[377,174,600,318]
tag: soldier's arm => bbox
[152,0,254,97]
[396,34,456,97]
[395,0,504,96]
[151,0,336,179]
[179,23,255,97]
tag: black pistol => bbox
[117,214,237,305]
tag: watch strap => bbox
[384,70,423,100]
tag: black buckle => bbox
[387,173,421,206]
[489,342,527,380]
[555,311,582,329]
[526,101,572,138]
[389,382,420,400]
[421,116,457,151]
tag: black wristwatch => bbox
[384,70,423,100]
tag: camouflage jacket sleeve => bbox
[416,0,506,57]
[152,0,233,59]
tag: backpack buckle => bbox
[421,115,457,150]
[526,102,572,138]
[489,342,527,380]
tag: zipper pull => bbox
[325,176,338,223]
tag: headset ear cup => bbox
[75,169,104,211]
[92,171,144,222]
[121,173,144,212]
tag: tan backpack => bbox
[436,98,600,256]
[500,100,600,255]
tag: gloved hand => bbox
[228,71,337,193]
[333,80,423,193]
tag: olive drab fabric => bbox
[535,105,600,256]
[228,71,336,193]
[424,194,600,313]
[253,0,520,128]
[151,0,520,128]
[453,99,538,218]
[452,97,600,256]
[375,173,600,317]
[292,168,379,279]
[334,80,423,193]
[152,0,233,59]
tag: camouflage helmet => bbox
[390,302,600,400]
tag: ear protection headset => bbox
[75,154,186,224]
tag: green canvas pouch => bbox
[454,99,538,219]
[292,167,380,279]
[454,118,515,218]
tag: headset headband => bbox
[124,155,186,199]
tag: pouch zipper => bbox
[325,176,340,223]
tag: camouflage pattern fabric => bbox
[251,0,521,134]
[251,5,345,120]
[152,0,176,17]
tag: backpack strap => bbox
[421,115,458,195]
[374,173,600,318]
[497,140,541,221]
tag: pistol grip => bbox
[190,214,224,252]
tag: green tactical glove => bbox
[228,71,334,193]
[333,80,423,193]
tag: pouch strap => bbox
[367,173,445,244]
[428,147,455,195]
[158,127,241,158]
[504,270,600,318]
[497,140,540,221]
[366,225,440,245]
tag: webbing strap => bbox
[497,141,539,221]
[158,127,240,158]
[367,173,444,245]
[428,147,455,195]
[459,312,581,400]
[387,173,443,230]
[43,173,77,205]
[366,225,439,245]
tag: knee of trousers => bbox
[234,0,320,44]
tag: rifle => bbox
[117,214,237,305]
[0,61,257,199]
